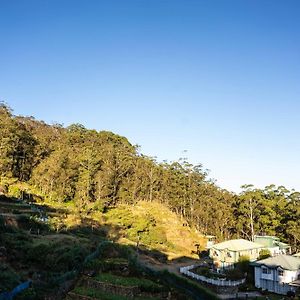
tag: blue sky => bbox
[0,1,299,192]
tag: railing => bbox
[179,265,245,287]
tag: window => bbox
[278,269,284,276]
[262,267,271,274]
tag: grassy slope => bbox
[0,179,209,299]
[103,201,206,260]
[1,178,206,259]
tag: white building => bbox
[209,239,264,269]
[252,255,300,295]
[253,235,291,256]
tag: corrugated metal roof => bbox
[210,239,264,251]
[254,236,279,247]
[253,255,300,271]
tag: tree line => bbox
[0,104,299,250]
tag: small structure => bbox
[209,239,264,269]
[205,235,216,249]
[254,235,291,256]
[252,254,300,295]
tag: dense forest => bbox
[0,103,299,250]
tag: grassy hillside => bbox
[0,180,208,299]
[103,201,205,259]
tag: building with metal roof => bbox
[252,255,300,295]
[209,239,264,269]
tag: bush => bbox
[258,249,271,260]
[237,255,250,273]
[0,263,20,291]
[15,288,38,300]
[224,268,245,280]
[27,243,51,265]
[8,185,21,198]
[51,245,89,272]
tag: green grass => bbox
[73,286,161,300]
[94,272,163,291]
[103,257,128,264]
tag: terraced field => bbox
[66,256,189,300]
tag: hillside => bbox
[2,103,299,251]
[103,201,205,259]
[1,104,300,299]
[0,191,213,300]
[0,103,237,242]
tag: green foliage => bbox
[0,263,20,291]
[224,268,245,281]
[238,255,250,263]
[27,243,51,265]
[94,273,164,292]
[1,104,300,250]
[194,267,226,279]
[72,286,159,300]
[259,249,271,260]
[236,255,250,274]
[106,207,169,247]
[15,288,38,300]
[52,245,89,271]
[8,185,22,198]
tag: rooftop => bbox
[253,235,290,249]
[253,255,300,271]
[210,239,264,251]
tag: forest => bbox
[0,103,299,250]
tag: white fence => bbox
[179,265,246,287]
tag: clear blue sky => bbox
[1,1,300,193]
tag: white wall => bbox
[254,266,299,295]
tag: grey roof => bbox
[254,235,290,249]
[253,255,300,271]
[209,239,263,251]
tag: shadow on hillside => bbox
[169,256,201,265]
[0,195,216,300]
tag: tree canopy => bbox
[0,104,299,250]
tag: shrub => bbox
[27,243,51,265]
[8,185,21,198]
[15,288,38,300]
[52,245,89,272]
[0,263,20,291]
[224,268,245,280]
[258,249,271,260]
[237,255,250,273]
